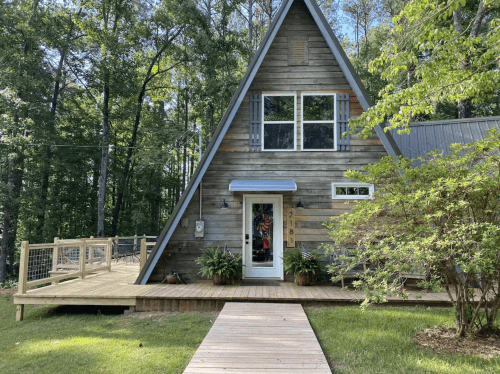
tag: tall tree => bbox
[111,0,203,236]
[350,0,500,138]
[342,0,380,56]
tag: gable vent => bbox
[288,36,308,65]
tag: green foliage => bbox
[282,247,325,281]
[324,130,500,336]
[351,0,500,137]
[195,247,243,283]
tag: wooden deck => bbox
[14,263,156,306]
[14,263,453,313]
[183,302,331,374]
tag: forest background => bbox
[1,0,499,283]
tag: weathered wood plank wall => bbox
[149,1,386,282]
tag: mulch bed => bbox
[414,326,500,358]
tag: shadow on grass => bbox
[44,304,128,316]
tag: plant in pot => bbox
[282,247,324,286]
[195,247,243,285]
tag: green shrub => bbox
[282,247,324,281]
[195,247,243,283]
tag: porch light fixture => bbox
[220,199,229,209]
[296,200,304,208]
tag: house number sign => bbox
[286,208,295,248]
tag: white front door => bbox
[243,195,283,279]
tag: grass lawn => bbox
[3,295,500,374]
[307,306,500,374]
[0,295,213,374]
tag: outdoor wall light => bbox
[296,200,304,208]
[220,199,229,209]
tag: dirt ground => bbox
[414,326,500,358]
[0,287,17,296]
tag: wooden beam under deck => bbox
[14,263,453,315]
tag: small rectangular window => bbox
[262,94,296,151]
[332,183,374,199]
[302,93,336,151]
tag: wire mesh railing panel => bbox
[58,246,80,266]
[27,248,53,282]
[86,245,107,268]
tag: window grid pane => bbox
[264,96,295,121]
[333,185,372,198]
[302,94,335,150]
[303,95,334,121]
[264,123,294,150]
[303,123,334,150]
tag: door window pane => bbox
[252,203,273,268]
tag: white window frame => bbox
[262,92,297,151]
[331,182,374,199]
[301,92,337,151]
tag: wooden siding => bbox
[149,1,387,283]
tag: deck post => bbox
[113,236,119,261]
[16,305,25,322]
[52,237,60,285]
[106,238,112,271]
[16,241,29,321]
[133,234,138,263]
[79,239,86,278]
[18,241,29,295]
[140,238,147,272]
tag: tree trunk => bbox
[153,182,161,235]
[454,1,489,118]
[36,10,77,241]
[97,74,110,237]
[181,95,188,193]
[0,145,23,283]
[248,0,253,52]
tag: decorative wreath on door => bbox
[254,214,271,231]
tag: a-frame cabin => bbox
[136,0,400,285]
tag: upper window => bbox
[301,93,336,151]
[262,94,296,151]
[331,182,374,199]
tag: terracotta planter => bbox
[295,273,313,286]
[212,274,228,285]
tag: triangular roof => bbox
[135,0,401,285]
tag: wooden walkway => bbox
[14,263,453,313]
[183,302,331,374]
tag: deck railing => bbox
[15,236,156,321]
[17,238,114,296]
[110,235,157,262]
[139,238,157,272]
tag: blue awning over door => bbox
[229,179,297,192]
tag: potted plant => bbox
[282,247,324,286]
[195,247,243,285]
